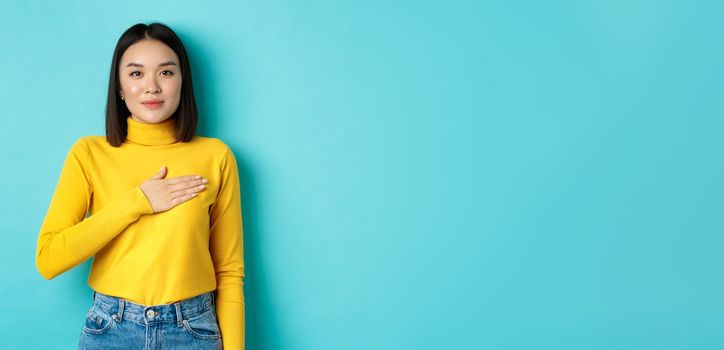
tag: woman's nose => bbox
[145,79,161,94]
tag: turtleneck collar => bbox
[126,116,178,146]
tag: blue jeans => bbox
[78,290,223,350]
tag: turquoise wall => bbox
[2,0,723,349]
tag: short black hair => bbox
[105,22,198,147]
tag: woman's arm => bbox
[35,137,154,280]
[209,146,245,350]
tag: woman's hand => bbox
[139,166,208,213]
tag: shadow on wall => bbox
[184,27,281,350]
[236,151,279,350]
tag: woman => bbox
[35,22,245,350]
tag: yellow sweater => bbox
[36,116,245,349]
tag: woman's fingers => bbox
[169,183,207,198]
[166,178,208,192]
[170,192,199,206]
[165,175,201,185]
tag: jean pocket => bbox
[181,308,222,341]
[82,306,116,335]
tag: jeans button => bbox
[146,310,155,318]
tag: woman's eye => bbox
[129,70,173,77]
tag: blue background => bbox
[1,0,723,349]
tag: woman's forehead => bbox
[121,40,179,67]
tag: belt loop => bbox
[117,299,125,322]
[93,291,96,301]
[175,302,184,327]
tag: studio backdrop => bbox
[1,0,723,349]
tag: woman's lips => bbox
[142,101,164,109]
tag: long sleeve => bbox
[36,137,154,280]
[209,146,245,350]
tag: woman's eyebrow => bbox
[125,61,178,68]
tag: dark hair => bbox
[105,22,197,147]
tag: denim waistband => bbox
[92,290,216,326]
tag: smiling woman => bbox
[35,22,245,350]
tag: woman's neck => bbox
[125,115,178,146]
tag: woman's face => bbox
[118,39,182,124]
